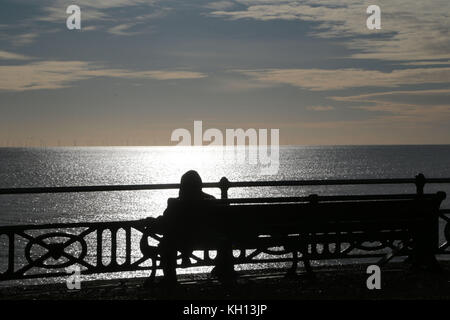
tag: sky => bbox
[0,0,449,146]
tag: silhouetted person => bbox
[178,170,215,201]
[177,170,214,267]
[160,170,235,285]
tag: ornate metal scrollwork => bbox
[139,220,163,282]
[24,232,88,269]
[1,210,450,282]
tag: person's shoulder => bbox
[167,197,180,204]
[164,197,181,213]
[202,192,216,200]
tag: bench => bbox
[142,192,446,284]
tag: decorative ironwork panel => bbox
[1,209,449,282]
[0,219,162,281]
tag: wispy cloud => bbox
[4,0,167,45]
[108,23,141,36]
[210,0,450,61]
[307,105,335,111]
[0,50,31,60]
[331,88,450,123]
[204,1,236,10]
[331,88,450,101]
[0,60,207,92]
[238,67,450,91]
[38,6,108,23]
[105,7,170,35]
[399,61,450,66]
[39,0,160,22]
[11,33,40,46]
[236,65,450,126]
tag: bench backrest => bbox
[163,192,446,243]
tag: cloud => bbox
[399,61,450,66]
[9,0,168,43]
[238,67,450,91]
[238,67,450,124]
[68,0,159,9]
[134,70,207,80]
[108,23,141,36]
[210,0,450,61]
[331,88,450,101]
[104,7,170,35]
[0,50,31,60]
[11,33,40,46]
[39,6,108,23]
[40,0,162,23]
[330,88,450,123]
[236,65,450,125]
[307,105,334,111]
[204,1,236,10]
[82,26,97,31]
[0,61,207,91]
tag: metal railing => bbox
[0,173,449,282]
[1,173,449,198]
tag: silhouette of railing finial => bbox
[219,177,230,199]
[415,173,426,195]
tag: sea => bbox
[1,145,449,286]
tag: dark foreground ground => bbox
[1,261,449,300]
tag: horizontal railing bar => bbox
[0,219,146,232]
[225,193,443,204]
[228,178,450,187]
[1,177,450,195]
[0,183,181,195]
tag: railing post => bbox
[7,232,14,274]
[125,227,131,266]
[219,177,230,199]
[97,229,103,268]
[415,173,426,196]
[111,227,117,267]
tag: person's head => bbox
[179,170,203,199]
